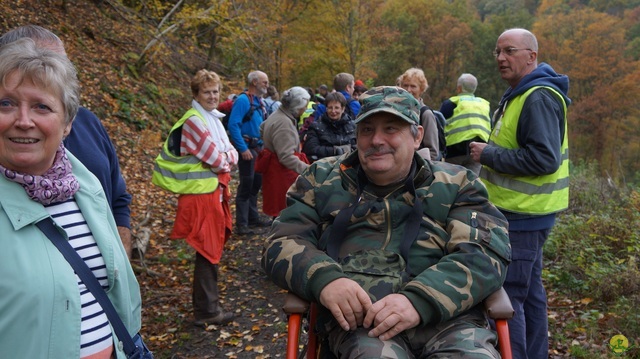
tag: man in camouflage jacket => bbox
[262,86,511,358]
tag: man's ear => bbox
[415,125,424,149]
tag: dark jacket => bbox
[312,91,360,120]
[63,107,132,228]
[302,113,356,162]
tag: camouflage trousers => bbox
[324,306,500,359]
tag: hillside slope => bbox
[1,2,293,357]
[2,0,186,223]
[1,0,239,235]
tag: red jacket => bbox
[256,149,308,217]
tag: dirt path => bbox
[137,213,293,358]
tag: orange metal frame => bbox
[286,306,512,359]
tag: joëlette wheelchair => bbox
[283,287,514,359]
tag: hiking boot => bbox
[193,312,234,327]
[249,216,273,228]
[235,225,255,235]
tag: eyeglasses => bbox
[493,47,532,58]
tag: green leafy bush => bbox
[545,160,640,350]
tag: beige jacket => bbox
[418,100,440,161]
[260,107,309,174]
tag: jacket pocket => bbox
[340,249,410,302]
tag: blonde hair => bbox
[191,69,221,97]
[398,68,428,94]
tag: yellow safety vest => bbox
[151,109,219,194]
[299,101,316,126]
[480,86,569,215]
[445,94,491,146]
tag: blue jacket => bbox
[64,107,132,228]
[227,92,265,153]
[0,152,142,359]
[340,90,361,117]
[499,62,570,107]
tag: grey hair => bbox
[0,25,64,49]
[457,73,478,93]
[281,86,310,114]
[410,124,421,139]
[0,38,80,124]
[247,70,266,85]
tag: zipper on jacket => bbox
[382,198,392,248]
[471,211,479,241]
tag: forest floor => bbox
[135,178,293,359]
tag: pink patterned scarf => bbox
[1,144,79,205]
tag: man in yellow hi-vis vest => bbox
[470,28,571,359]
[440,73,491,174]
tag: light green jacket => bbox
[0,151,142,359]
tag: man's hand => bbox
[117,226,132,259]
[363,294,420,341]
[333,144,352,155]
[469,141,488,162]
[319,278,372,331]
[241,149,253,161]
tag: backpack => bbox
[419,105,447,160]
[218,97,235,129]
[264,99,280,116]
[232,92,265,125]
[344,98,358,119]
[217,92,261,130]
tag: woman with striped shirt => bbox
[154,69,239,327]
[0,39,141,358]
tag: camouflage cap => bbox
[355,86,420,125]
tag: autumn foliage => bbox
[5,0,637,182]
[1,0,639,357]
